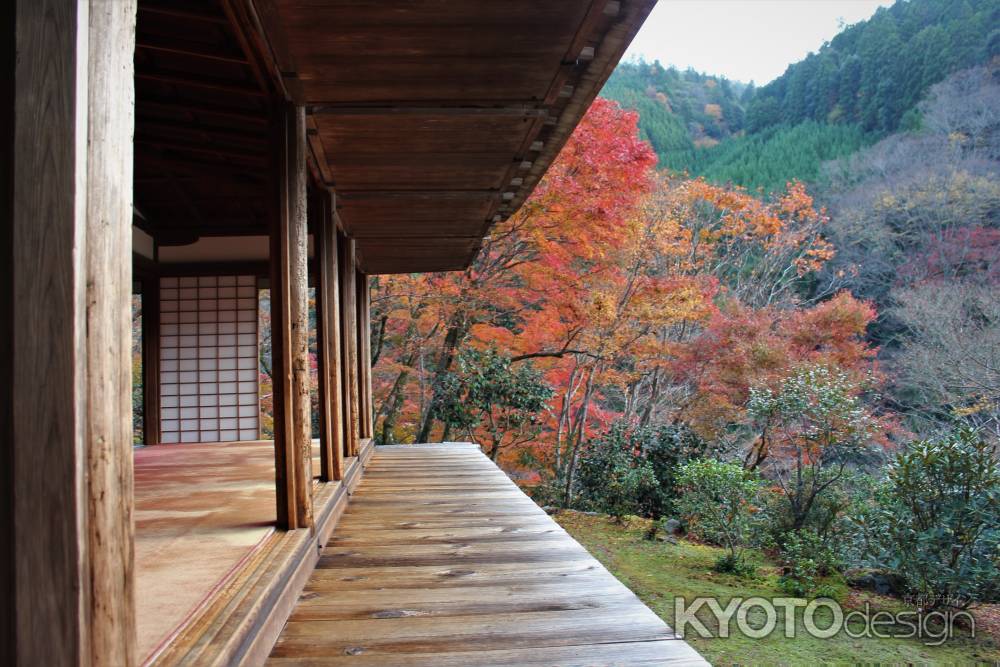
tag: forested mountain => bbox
[601,61,748,172]
[603,0,1000,192]
[815,63,1000,432]
[746,0,999,134]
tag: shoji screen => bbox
[159,275,259,444]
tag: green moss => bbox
[556,511,999,665]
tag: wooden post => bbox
[3,1,137,663]
[142,274,161,446]
[286,105,313,527]
[315,193,343,480]
[269,104,296,530]
[356,271,374,439]
[270,103,313,529]
[339,236,361,457]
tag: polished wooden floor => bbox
[268,444,706,666]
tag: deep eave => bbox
[134,0,656,274]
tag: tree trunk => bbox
[379,368,410,444]
[562,368,595,506]
[416,320,465,442]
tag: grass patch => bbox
[556,511,1000,665]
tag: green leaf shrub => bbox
[862,427,1000,609]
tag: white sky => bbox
[624,0,895,85]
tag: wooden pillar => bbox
[3,1,137,664]
[356,271,374,439]
[315,193,343,480]
[270,103,313,530]
[339,236,361,457]
[269,107,294,529]
[142,274,161,446]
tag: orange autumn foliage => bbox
[369,97,880,482]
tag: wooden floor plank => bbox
[267,445,707,666]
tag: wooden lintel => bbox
[156,261,271,278]
[336,189,498,201]
[307,105,549,118]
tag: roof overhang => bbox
[132,0,655,274]
[254,0,655,273]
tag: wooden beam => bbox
[135,71,267,97]
[142,275,161,446]
[286,105,313,527]
[308,105,549,118]
[135,37,250,65]
[240,0,303,103]
[6,1,137,663]
[338,235,360,457]
[218,0,280,103]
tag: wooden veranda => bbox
[2,0,706,665]
[269,445,706,666]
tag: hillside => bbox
[746,0,999,135]
[604,0,1000,192]
[601,60,748,172]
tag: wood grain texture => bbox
[86,2,139,662]
[313,191,335,481]
[286,104,313,528]
[0,0,13,659]
[11,2,85,662]
[267,445,707,666]
[141,274,161,446]
[149,440,376,667]
[338,236,360,457]
[270,102,296,530]
[355,271,373,438]
[9,1,138,663]
[318,192,345,479]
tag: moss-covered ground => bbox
[556,511,1000,665]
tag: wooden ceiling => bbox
[133,0,655,273]
[134,1,274,245]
